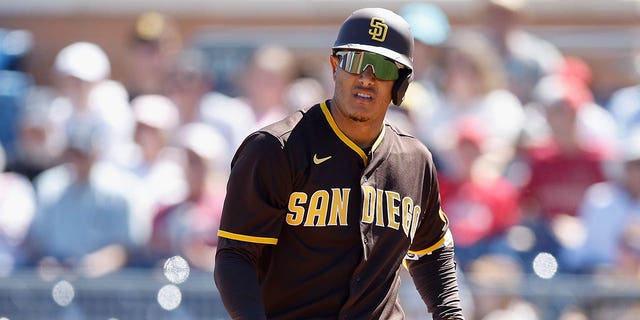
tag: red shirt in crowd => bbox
[439,174,521,247]
[520,140,607,220]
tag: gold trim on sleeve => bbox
[407,229,454,256]
[218,230,278,245]
[408,237,446,256]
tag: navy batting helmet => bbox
[333,8,414,105]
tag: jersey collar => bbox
[320,100,386,166]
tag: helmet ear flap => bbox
[392,69,412,106]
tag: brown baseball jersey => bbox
[217,100,452,319]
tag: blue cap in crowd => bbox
[399,2,450,46]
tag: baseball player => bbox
[214,7,464,320]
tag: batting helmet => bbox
[333,8,414,106]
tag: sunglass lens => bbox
[338,51,399,81]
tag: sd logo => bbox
[368,17,388,42]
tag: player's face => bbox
[330,53,394,123]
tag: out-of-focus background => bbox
[1,0,640,319]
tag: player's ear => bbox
[329,55,339,78]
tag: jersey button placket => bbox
[352,274,361,291]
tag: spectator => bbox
[559,57,619,155]
[114,95,187,247]
[0,28,33,72]
[520,58,619,160]
[479,0,563,105]
[606,57,640,142]
[427,31,525,176]
[51,41,133,163]
[0,28,33,167]
[400,2,450,87]
[0,144,36,275]
[165,47,255,157]
[239,45,297,130]
[520,74,610,219]
[11,42,134,180]
[285,76,328,113]
[148,123,228,271]
[438,117,521,270]
[123,11,183,101]
[25,123,134,278]
[562,128,640,274]
[399,2,450,143]
[516,74,609,270]
[9,87,66,181]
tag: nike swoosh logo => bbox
[313,154,332,164]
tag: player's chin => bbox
[346,110,371,122]
[347,113,370,122]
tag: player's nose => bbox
[359,65,376,85]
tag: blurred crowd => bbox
[1,0,640,319]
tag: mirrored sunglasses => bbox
[336,51,400,81]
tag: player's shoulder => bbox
[257,103,320,145]
[232,104,319,159]
[384,122,432,156]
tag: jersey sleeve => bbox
[217,131,292,246]
[406,153,453,259]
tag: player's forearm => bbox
[214,248,267,320]
[407,245,464,320]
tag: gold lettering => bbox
[288,188,420,234]
[304,190,329,226]
[402,197,414,236]
[362,186,375,224]
[328,188,350,226]
[385,191,401,230]
[286,192,307,225]
[375,188,385,227]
